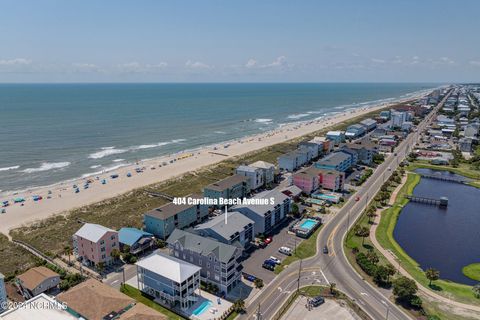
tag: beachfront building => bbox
[193,211,255,248]
[337,148,358,166]
[318,169,345,192]
[359,118,377,132]
[309,136,333,154]
[233,189,290,235]
[250,161,275,185]
[73,223,119,267]
[136,252,201,310]
[315,152,352,172]
[144,194,208,240]
[341,142,377,165]
[379,110,391,121]
[345,124,366,139]
[167,229,242,294]
[292,167,320,195]
[391,110,408,129]
[16,266,60,299]
[326,131,345,144]
[118,227,154,255]
[203,174,250,203]
[235,165,264,190]
[298,141,320,159]
[297,145,314,162]
[277,151,304,172]
[0,273,6,314]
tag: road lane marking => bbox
[361,292,368,296]
[320,269,330,285]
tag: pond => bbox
[393,168,480,285]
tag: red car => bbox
[264,237,273,245]
[355,196,360,201]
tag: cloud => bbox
[117,61,168,73]
[438,56,455,65]
[245,58,257,68]
[72,63,101,72]
[185,60,211,69]
[370,58,386,64]
[469,61,480,67]
[0,58,32,66]
[243,56,292,70]
[265,56,288,68]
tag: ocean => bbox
[0,83,436,192]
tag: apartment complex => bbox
[203,174,250,202]
[73,223,119,266]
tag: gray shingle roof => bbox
[316,152,350,166]
[205,174,249,192]
[167,229,239,264]
[194,211,253,241]
[233,189,288,217]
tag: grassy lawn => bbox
[407,162,480,180]
[7,105,394,273]
[375,172,480,305]
[274,226,322,274]
[462,263,480,281]
[120,284,186,320]
[0,234,39,280]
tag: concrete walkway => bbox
[370,174,480,314]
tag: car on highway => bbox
[269,256,281,264]
[323,246,329,254]
[279,246,292,256]
[309,295,325,307]
[264,237,273,245]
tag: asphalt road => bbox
[241,91,450,320]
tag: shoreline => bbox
[0,92,428,235]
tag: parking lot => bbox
[241,219,303,284]
[281,296,361,320]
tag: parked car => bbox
[262,260,275,271]
[264,237,273,245]
[269,256,281,265]
[323,246,329,254]
[309,295,325,307]
[279,246,292,256]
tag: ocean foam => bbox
[0,165,20,172]
[89,147,127,159]
[22,162,71,173]
[112,159,125,162]
[287,113,310,120]
[254,118,273,123]
[90,165,101,169]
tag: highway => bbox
[240,90,450,320]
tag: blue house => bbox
[118,227,154,255]
[315,152,352,172]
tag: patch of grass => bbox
[225,311,239,320]
[0,234,39,280]
[120,284,186,320]
[462,263,480,281]
[376,173,480,305]
[274,226,322,274]
[407,162,480,180]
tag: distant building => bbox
[391,110,407,129]
[16,267,60,299]
[204,174,250,202]
[298,141,320,159]
[235,165,264,190]
[250,161,275,185]
[292,167,321,195]
[318,169,345,192]
[234,189,290,235]
[144,193,208,240]
[309,136,332,153]
[465,123,479,138]
[315,152,352,172]
[341,141,378,165]
[167,229,242,294]
[0,272,6,314]
[345,124,366,139]
[337,148,358,166]
[118,227,154,255]
[459,138,473,153]
[73,223,119,266]
[326,131,345,144]
[379,110,391,121]
[360,118,378,132]
[278,151,307,172]
[193,211,255,248]
[136,252,201,310]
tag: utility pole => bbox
[297,259,303,293]
[255,303,262,320]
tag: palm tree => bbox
[366,250,379,265]
[472,283,480,298]
[96,262,105,274]
[233,299,246,313]
[63,245,73,266]
[329,282,336,295]
[110,248,121,264]
[425,268,440,286]
[355,226,370,245]
[385,263,397,282]
[366,208,377,224]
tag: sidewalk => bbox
[370,174,480,315]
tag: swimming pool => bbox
[312,193,340,203]
[192,300,212,316]
[300,219,317,230]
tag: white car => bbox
[279,246,292,256]
[269,256,281,264]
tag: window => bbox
[101,254,106,259]
[199,259,202,266]
[112,243,116,247]
[207,263,210,268]
[101,247,105,252]
[100,240,105,245]
[111,235,115,240]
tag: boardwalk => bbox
[419,173,466,184]
[405,195,448,207]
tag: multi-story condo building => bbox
[203,175,250,203]
[136,252,201,310]
[359,118,377,132]
[326,131,345,144]
[167,229,242,294]
[292,167,321,195]
[235,165,264,190]
[193,211,255,248]
[315,152,352,172]
[345,124,366,139]
[144,193,208,240]
[73,223,119,266]
[250,161,275,185]
[234,189,290,235]
[0,272,6,314]
[317,169,345,192]
[298,141,320,159]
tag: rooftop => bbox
[194,211,254,241]
[233,188,289,217]
[118,303,168,320]
[167,229,239,264]
[205,174,249,192]
[236,165,259,173]
[316,152,350,166]
[0,294,77,320]
[136,252,201,283]
[17,267,59,291]
[145,193,203,220]
[118,227,153,246]
[250,160,275,169]
[74,223,116,243]
[56,279,135,320]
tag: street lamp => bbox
[381,300,390,320]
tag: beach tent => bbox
[14,197,25,203]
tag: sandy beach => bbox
[0,94,426,235]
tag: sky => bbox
[1,0,479,83]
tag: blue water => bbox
[0,83,436,192]
[192,300,212,316]
[300,219,317,230]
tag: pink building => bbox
[73,223,119,266]
[293,167,320,194]
[318,170,345,192]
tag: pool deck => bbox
[186,290,232,320]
